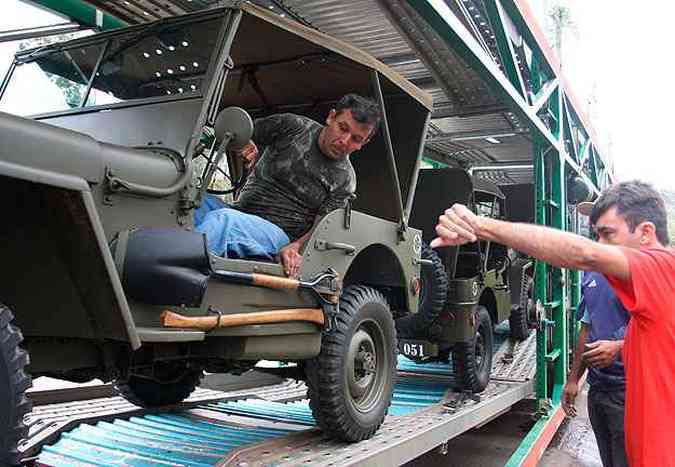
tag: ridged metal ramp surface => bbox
[33,332,536,467]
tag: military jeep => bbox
[0,4,433,462]
[397,168,535,392]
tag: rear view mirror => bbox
[214,106,253,151]
[567,176,594,205]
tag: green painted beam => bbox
[25,0,127,30]
[532,78,558,113]
[579,139,591,166]
[483,0,528,101]
[561,99,579,164]
[407,0,600,197]
[498,0,556,91]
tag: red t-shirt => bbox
[606,248,675,467]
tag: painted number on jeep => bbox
[402,342,424,358]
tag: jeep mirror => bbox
[197,107,254,202]
[214,106,253,151]
[567,175,594,205]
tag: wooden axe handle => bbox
[251,273,299,290]
[213,271,300,290]
[160,308,324,330]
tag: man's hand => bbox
[280,242,303,278]
[562,380,579,417]
[234,141,259,170]
[430,204,480,248]
[582,340,623,368]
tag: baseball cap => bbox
[577,201,594,217]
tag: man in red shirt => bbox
[431,181,674,467]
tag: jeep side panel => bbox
[0,177,139,377]
[443,277,481,343]
[483,269,511,323]
[303,209,422,315]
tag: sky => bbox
[1,0,673,189]
[533,0,675,190]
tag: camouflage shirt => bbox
[233,113,356,241]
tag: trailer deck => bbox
[24,330,535,466]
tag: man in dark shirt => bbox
[196,94,380,277]
[563,270,629,467]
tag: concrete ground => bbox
[405,400,536,467]
[540,385,602,467]
[407,386,602,467]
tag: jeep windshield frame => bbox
[0,9,231,120]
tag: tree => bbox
[547,2,575,67]
[18,32,88,108]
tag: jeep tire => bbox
[509,274,534,340]
[453,306,493,393]
[396,242,448,339]
[0,304,32,466]
[305,285,396,442]
[115,369,203,407]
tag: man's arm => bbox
[583,339,624,368]
[252,113,301,147]
[282,179,354,278]
[431,204,631,281]
[235,114,303,169]
[279,230,312,279]
[563,323,589,417]
[569,324,590,383]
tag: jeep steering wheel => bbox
[206,165,249,195]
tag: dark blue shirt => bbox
[578,271,630,391]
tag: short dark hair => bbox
[590,180,669,245]
[334,94,381,132]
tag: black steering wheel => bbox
[206,165,249,195]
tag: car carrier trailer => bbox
[2,0,613,465]
[23,330,534,466]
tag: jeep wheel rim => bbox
[475,330,486,369]
[346,322,386,413]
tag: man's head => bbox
[319,94,381,160]
[589,180,669,248]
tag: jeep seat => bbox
[112,229,211,307]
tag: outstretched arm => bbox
[431,204,630,281]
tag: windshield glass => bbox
[0,15,223,116]
[1,43,103,116]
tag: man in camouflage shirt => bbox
[196,94,380,277]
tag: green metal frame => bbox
[25,0,127,31]
[406,0,612,465]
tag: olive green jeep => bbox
[397,168,536,392]
[0,4,433,462]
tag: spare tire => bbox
[115,367,202,407]
[0,304,32,466]
[453,306,493,393]
[396,243,448,339]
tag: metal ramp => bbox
[31,332,536,466]
[23,380,308,462]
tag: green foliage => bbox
[20,33,86,108]
[546,2,576,62]
[659,189,675,244]
[46,74,83,108]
